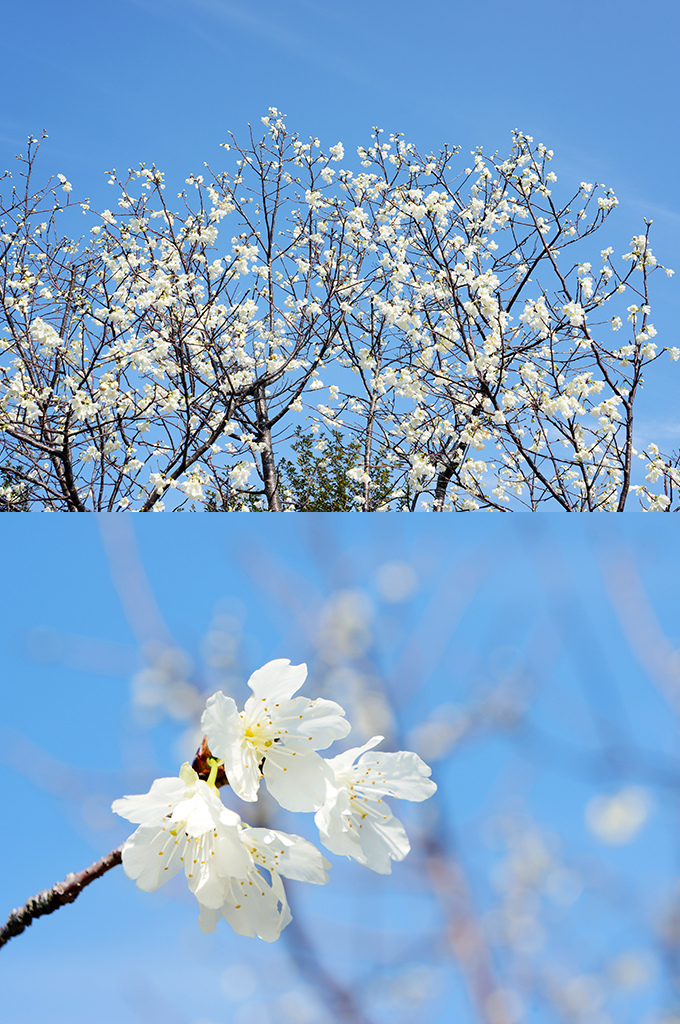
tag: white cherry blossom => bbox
[197,827,331,942]
[315,736,437,874]
[202,659,350,812]
[111,763,251,907]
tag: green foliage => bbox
[279,428,360,511]
[206,428,400,511]
[278,428,397,511]
[205,484,263,512]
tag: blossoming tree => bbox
[0,111,677,510]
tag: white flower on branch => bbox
[229,461,254,487]
[112,763,250,906]
[197,827,330,942]
[315,736,437,874]
[112,762,331,942]
[562,301,586,327]
[30,318,64,353]
[201,659,350,811]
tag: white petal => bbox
[242,827,330,884]
[201,691,241,757]
[214,825,253,879]
[184,836,225,907]
[277,697,351,749]
[247,659,307,702]
[111,777,185,825]
[218,804,243,829]
[178,762,198,787]
[225,743,262,802]
[187,826,253,909]
[171,789,218,837]
[315,789,364,859]
[220,871,291,942]
[121,825,184,891]
[202,691,262,801]
[263,747,333,812]
[191,873,226,909]
[324,736,384,774]
[356,750,437,801]
[357,807,410,874]
[197,903,221,934]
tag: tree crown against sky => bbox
[0,110,677,511]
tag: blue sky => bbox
[2,0,679,446]
[2,0,680,1015]
[2,516,680,1023]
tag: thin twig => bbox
[0,845,124,949]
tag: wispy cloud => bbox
[618,194,680,229]
[635,417,680,449]
[125,0,375,89]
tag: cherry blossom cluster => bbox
[112,659,436,941]
[1,112,677,511]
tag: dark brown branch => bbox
[0,845,123,949]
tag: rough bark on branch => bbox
[0,845,123,949]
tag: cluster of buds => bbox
[112,660,436,941]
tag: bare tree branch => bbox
[0,845,123,950]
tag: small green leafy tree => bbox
[278,427,398,511]
[207,427,401,511]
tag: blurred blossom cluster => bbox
[586,786,651,845]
